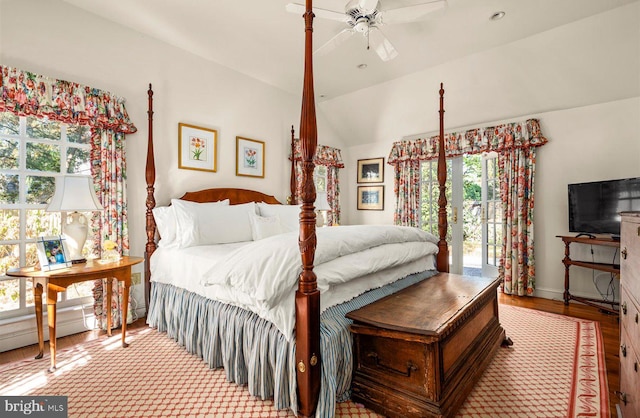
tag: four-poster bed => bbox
[142,1,503,416]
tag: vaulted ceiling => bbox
[61,0,637,101]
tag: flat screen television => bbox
[568,177,640,237]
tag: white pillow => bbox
[152,206,177,248]
[172,199,256,247]
[257,203,301,232]
[249,213,284,240]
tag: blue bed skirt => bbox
[147,269,437,417]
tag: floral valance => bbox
[387,119,547,165]
[290,138,345,168]
[0,66,136,134]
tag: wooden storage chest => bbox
[346,273,505,418]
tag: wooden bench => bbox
[346,273,505,417]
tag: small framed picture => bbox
[35,236,72,271]
[236,136,265,178]
[178,123,217,172]
[357,158,384,183]
[357,186,384,210]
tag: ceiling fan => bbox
[286,0,447,61]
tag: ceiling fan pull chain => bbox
[367,28,370,50]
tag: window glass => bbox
[67,125,91,144]
[0,138,19,169]
[0,210,19,240]
[67,147,91,174]
[26,175,56,204]
[0,244,18,276]
[0,112,19,135]
[26,116,60,140]
[26,210,60,238]
[26,142,61,172]
[0,277,20,311]
[0,174,19,204]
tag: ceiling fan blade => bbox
[382,0,447,24]
[358,0,379,13]
[368,28,398,61]
[285,3,347,22]
[315,28,355,56]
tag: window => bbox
[314,165,327,192]
[0,112,94,319]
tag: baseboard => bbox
[0,306,146,353]
[533,286,619,304]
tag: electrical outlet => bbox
[131,272,141,286]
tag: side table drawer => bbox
[619,325,640,418]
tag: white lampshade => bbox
[47,176,104,212]
[46,176,103,262]
[315,192,331,211]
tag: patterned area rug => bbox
[0,305,609,417]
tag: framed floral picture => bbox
[357,185,384,210]
[35,235,72,271]
[357,158,384,183]
[236,136,265,178]
[178,123,217,172]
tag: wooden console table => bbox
[557,235,620,315]
[7,256,143,371]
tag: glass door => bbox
[421,153,502,277]
[481,152,501,277]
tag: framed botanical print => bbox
[35,235,72,271]
[236,136,265,178]
[357,185,384,210]
[357,158,384,183]
[178,123,217,172]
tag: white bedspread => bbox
[151,225,438,340]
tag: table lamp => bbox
[315,192,332,227]
[46,176,104,263]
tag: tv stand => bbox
[557,235,620,315]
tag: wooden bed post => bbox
[295,0,321,416]
[436,83,449,272]
[289,125,297,204]
[144,83,156,311]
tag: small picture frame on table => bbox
[178,123,218,172]
[357,186,384,210]
[35,236,72,271]
[357,158,384,183]
[236,136,265,178]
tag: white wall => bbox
[0,0,344,350]
[326,3,640,302]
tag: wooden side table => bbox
[7,256,143,371]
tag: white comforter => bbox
[197,225,439,338]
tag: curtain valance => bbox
[290,139,345,168]
[387,118,547,165]
[0,66,136,134]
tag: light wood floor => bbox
[1,294,620,416]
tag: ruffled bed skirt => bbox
[147,269,436,417]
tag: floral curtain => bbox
[388,118,547,294]
[498,147,537,296]
[0,65,136,326]
[291,140,345,225]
